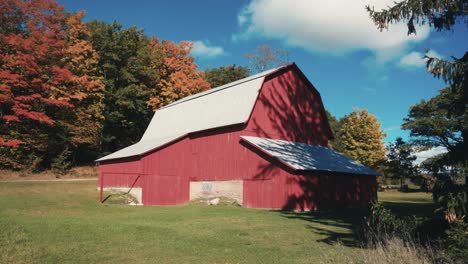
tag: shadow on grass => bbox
[380,201,438,219]
[276,207,370,248]
[275,195,439,248]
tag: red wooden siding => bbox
[318,174,377,207]
[245,68,330,146]
[140,138,191,205]
[98,157,142,188]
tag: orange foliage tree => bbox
[61,11,105,156]
[0,0,104,169]
[148,39,210,110]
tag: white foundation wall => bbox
[190,180,243,204]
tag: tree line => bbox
[0,0,250,172]
[0,0,439,179]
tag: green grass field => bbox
[0,181,435,263]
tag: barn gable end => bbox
[245,65,332,145]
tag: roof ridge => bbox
[160,64,292,110]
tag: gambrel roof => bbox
[97,66,288,161]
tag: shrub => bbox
[361,203,419,244]
[433,179,467,224]
[443,220,468,264]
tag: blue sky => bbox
[58,0,467,144]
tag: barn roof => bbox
[240,136,379,176]
[96,65,288,162]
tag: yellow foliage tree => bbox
[62,11,105,150]
[340,109,386,168]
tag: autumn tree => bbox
[339,109,386,168]
[61,11,105,163]
[205,65,250,88]
[0,0,104,170]
[147,38,210,109]
[245,44,290,73]
[88,22,210,154]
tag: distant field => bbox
[0,181,435,263]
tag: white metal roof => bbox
[241,136,379,176]
[96,135,183,162]
[97,65,288,162]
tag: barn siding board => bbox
[98,158,142,188]
[143,174,189,205]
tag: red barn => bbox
[97,63,378,210]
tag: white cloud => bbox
[190,41,225,58]
[414,146,447,165]
[235,0,430,60]
[399,50,442,67]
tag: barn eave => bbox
[240,136,379,176]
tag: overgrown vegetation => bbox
[366,3,468,263]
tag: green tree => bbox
[367,0,467,168]
[386,137,418,188]
[366,0,467,35]
[403,86,467,221]
[325,110,344,152]
[367,0,467,226]
[402,87,465,164]
[88,21,210,155]
[340,109,386,168]
[87,21,156,154]
[205,65,250,88]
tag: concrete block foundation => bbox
[190,180,243,205]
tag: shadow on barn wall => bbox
[248,68,376,211]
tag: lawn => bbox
[0,181,435,264]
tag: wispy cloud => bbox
[190,40,225,58]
